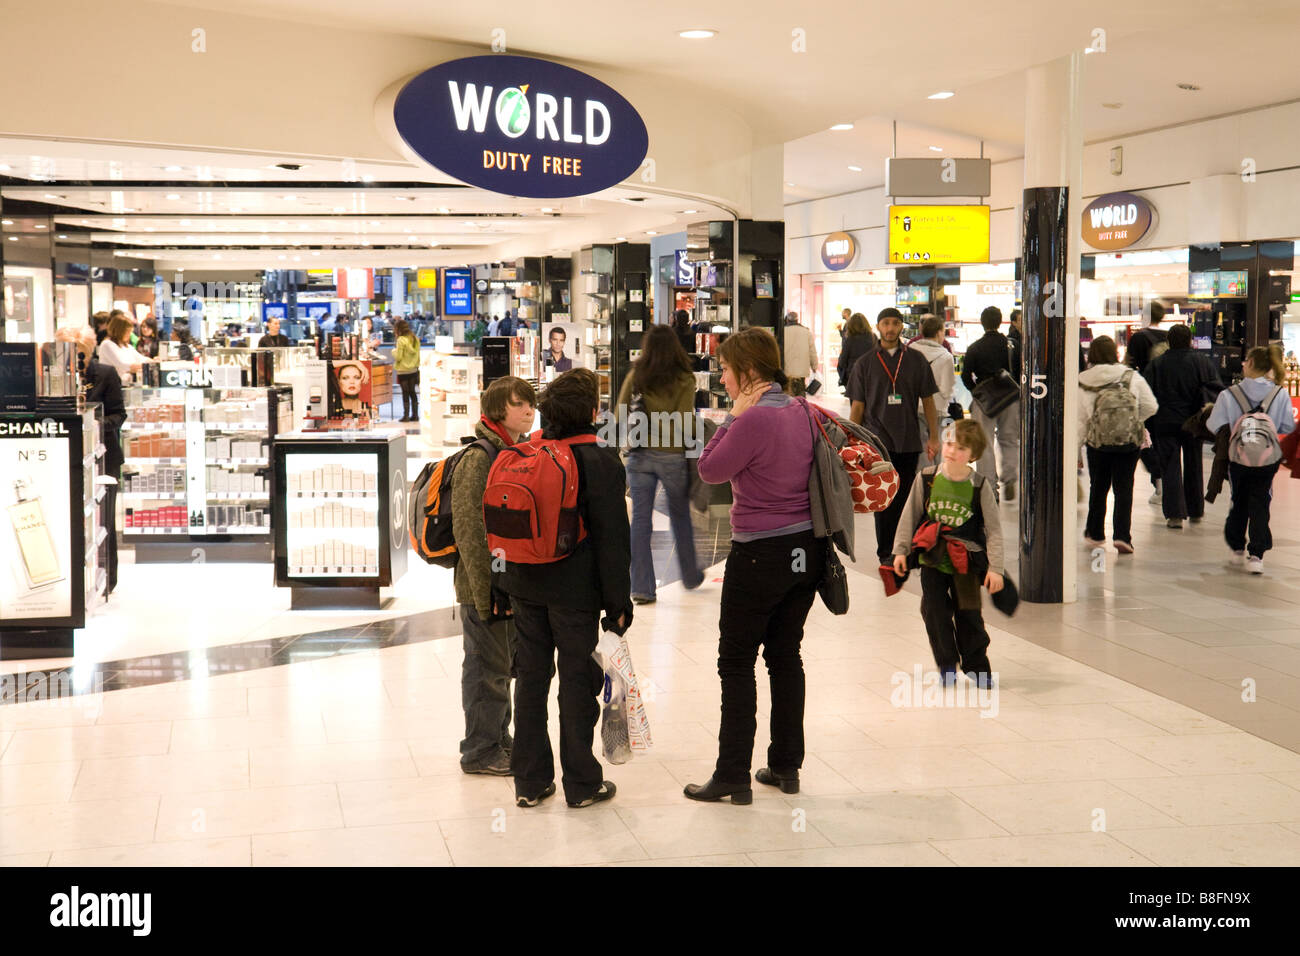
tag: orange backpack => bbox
[408,438,496,567]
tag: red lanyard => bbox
[876,347,904,391]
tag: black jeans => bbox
[919,566,992,674]
[715,529,823,784]
[509,598,604,803]
[459,604,515,766]
[1225,462,1280,558]
[1085,446,1140,543]
[398,372,419,419]
[875,451,921,564]
[1150,426,1204,520]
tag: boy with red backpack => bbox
[1207,346,1295,574]
[488,369,633,808]
[449,376,538,774]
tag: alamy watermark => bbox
[596,405,707,458]
[0,669,105,715]
[890,665,999,718]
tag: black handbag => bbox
[817,541,850,615]
[972,370,1020,417]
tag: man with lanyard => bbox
[848,307,941,566]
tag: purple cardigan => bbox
[698,385,814,540]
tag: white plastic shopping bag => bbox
[593,631,652,759]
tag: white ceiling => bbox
[7,0,1300,266]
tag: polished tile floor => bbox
[3,457,1300,866]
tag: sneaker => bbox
[1247,556,1264,575]
[631,594,656,605]
[1084,535,1105,548]
[1149,489,1162,504]
[462,750,512,776]
[516,782,557,808]
[1114,540,1134,555]
[1227,549,1246,569]
[1189,515,1203,524]
[567,780,616,808]
[1002,481,1016,503]
[1166,518,1183,529]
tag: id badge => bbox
[887,392,903,405]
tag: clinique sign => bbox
[1081,192,1155,251]
[390,55,649,199]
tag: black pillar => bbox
[1019,187,1070,603]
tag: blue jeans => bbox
[627,451,701,599]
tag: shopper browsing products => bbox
[836,312,877,390]
[1078,336,1159,554]
[616,325,704,605]
[98,314,154,382]
[1206,345,1295,574]
[686,327,822,805]
[961,306,1021,502]
[1141,323,1223,529]
[892,420,1004,687]
[492,369,632,808]
[451,376,537,775]
[392,319,421,421]
[847,308,941,565]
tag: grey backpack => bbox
[1083,370,1144,451]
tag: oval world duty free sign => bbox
[392,55,649,199]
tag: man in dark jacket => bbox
[451,376,537,775]
[495,369,633,810]
[961,306,1020,502]
[1142,323,1222,528]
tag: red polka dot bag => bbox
[808,406,901,513]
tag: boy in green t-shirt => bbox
[892,419,1005,686]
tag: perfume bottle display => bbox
[9,478,64,590]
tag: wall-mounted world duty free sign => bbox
[392,55,649,199]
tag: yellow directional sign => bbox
[888,205,990,265]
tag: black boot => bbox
[755,767,800,794]
[683,777,752,805]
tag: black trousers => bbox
[509,597,604,803]
[1225,462,1280,558]
[919,566,992,674]
[1085,446,1139,543]
[1150,426,1204,520]
[715,529,823,784]
[875,451,921,564]
[398,372,419,420]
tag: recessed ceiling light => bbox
[44,193,60,199]
[438,207,450,214]
[540,207,553,213]
[681,209,699,214]
[57,234,68,239]
[362,174,375,183]
[164,165,182,172]
[847,165,863,172]
[34,224,46,229]
[369,220,380,226]
[678,29,717,39]
[166,194,182,200]
[231,206,242,213]
[928,145,944,152]
[283,194,296,201]
[646,230,658,235]
[928,90,955,100]
[830,123,854,131]
[332,206,345,213]
[786,182,796,187]
[6,236,17,241]
[213,253,222,260]
[0,164,10,172]
[312,251,320,256]
[145,227,155,232]
[1,219,12,225]
[278,254,287,260]
[180,219,190,226]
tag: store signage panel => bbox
[675,250,693,286]
[0,424,73,621]
[444,269,473,316]
[820,232,857,272]
[888,205,990,264]
[416,269,439,290]
[1081,192,1154,251]
[885,158,992,198]
[392,55,650,199]
[336,268,374,300]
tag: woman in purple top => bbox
[684,328,824,804]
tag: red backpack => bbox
[483,432,599,564]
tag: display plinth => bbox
[0,627,74,660]
[289,586,387,610]
[135,538,273,564]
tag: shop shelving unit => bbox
[121,383,292,562]
[272,431,408,609]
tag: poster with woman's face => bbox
[329,359,374,419]
[541,322,577,373]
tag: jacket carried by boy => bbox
[891,466,1004,577]
[451,418,513,618]
[492,423,634,621]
